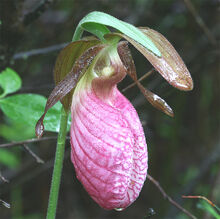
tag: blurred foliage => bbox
[0,68,22,98]
[197,200,220,219]
[0,94,70,135]
[0,148,20,168]
[0,68,71,142]
[0,0,219,218]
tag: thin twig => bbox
[122,69,155,93]
[0,198,10,208]
[183,0,217,46]
[0,136,70,148]
[0,172,9,183]
[23,144,45,164]
[13,43,68,60]
[147,174,197,219]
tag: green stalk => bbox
[46,106,69,219]
[46,13,113,218]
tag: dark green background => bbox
[0,0,219,218]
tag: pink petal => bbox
[70,82,148,210]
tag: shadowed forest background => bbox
[0,0,219,218]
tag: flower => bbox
[35,16,193,211]
[70,43,148,209]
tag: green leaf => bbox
[0,149,20,168]
[82,23,110,42]
[0,68,22,98]
[0,94,71,133]
[72,11,161,57]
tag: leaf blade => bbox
[0,68,22,98]
[0,94,70,133]
[73,11,161,57]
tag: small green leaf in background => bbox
[0,68,22,98]
[73,11,161,56]
[0,122,35,141]
[0,149,20,168]
[197,200,220,219]
[0,94,71,134]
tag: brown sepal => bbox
[116,29,193,91]
[54,38,101,109]
[118,41,174,117]
[136,83,174,117]
[35,44,105,138]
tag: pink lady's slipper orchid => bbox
[36,11,193,211]
[70,43,148,210]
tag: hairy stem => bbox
[46,107,69,219]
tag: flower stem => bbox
[46,106,69,219]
